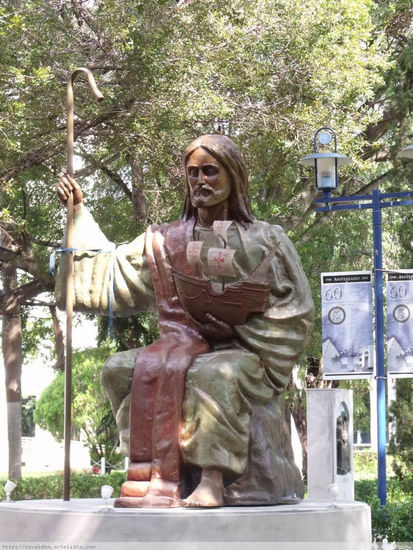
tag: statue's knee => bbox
[116,394,130,431]
[101,355,119,391]
[100,358,113,389]
[187,357,237,389]
[116,395,131,457]
[100,349,137,395]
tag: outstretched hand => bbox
[56,170,83,209]
[197,312,234,341]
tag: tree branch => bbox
[128,154,148,221]
[0,279,54,315]
[295,170,394,245]
[0,226,19,254]
[30,237,61,248]
[80,150,132,201]
[0,99,136,185]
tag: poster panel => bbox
[321,271,374,379]
[387,270,413,377]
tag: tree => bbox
[34,346,120,466]
[1,262,23,478]
[1,0,413,473]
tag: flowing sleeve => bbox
[55,207,155,316]
[234,224,314,394]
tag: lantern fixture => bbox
[299,127,352,192]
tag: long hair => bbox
[180,134,255,225]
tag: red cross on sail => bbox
[207,247,236,278]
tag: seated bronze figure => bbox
[56,134,314,508]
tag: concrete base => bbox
[0,498,371,547]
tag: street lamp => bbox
[301,127,413,507]
[299,127,352,194]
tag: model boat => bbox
[173,270,271,326]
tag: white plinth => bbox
[307,389,354,501]
[0,498,371,548]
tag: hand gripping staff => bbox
[64,68,103,500]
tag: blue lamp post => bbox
[300,128,413,506]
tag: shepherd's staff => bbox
[64,68,103,501]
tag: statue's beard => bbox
[190,184,230,209]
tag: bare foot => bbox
[182,469,224,508]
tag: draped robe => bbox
[56,207,313,485]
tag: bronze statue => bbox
[56,134,314,508]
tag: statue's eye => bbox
[188,167,199,178]
[203,165,218,177]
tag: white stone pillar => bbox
[307,388,354,501]
[290,415,303,475]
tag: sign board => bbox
[387,270,413,377]
[321,272,374,379]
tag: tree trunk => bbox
[1,263,22,479]
[129,155,147,221]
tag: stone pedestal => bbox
[0,498,371,548]
[307,388,354,501]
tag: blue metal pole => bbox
[372,189,387,506]
[314,187,413,505]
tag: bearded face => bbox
[186,148,231,210]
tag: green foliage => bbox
[33,372,64,440]
[21,395,36,438]
[354,449,379,479]
[355,475,413,542]
[0,0,408,240]
[0,471,126,501]
[97,311,159,351]
[1,0,412,325]
[34,346,120,463]
[388,378,413,479]
[1,0,413,480]
[20,305,55,362]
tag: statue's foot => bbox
[135,478,181,507]
[146,477,181,500]
[118,461,152,498]
[182,469,224,508]
[115,478,181,508]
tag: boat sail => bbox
[172,220,272,326]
